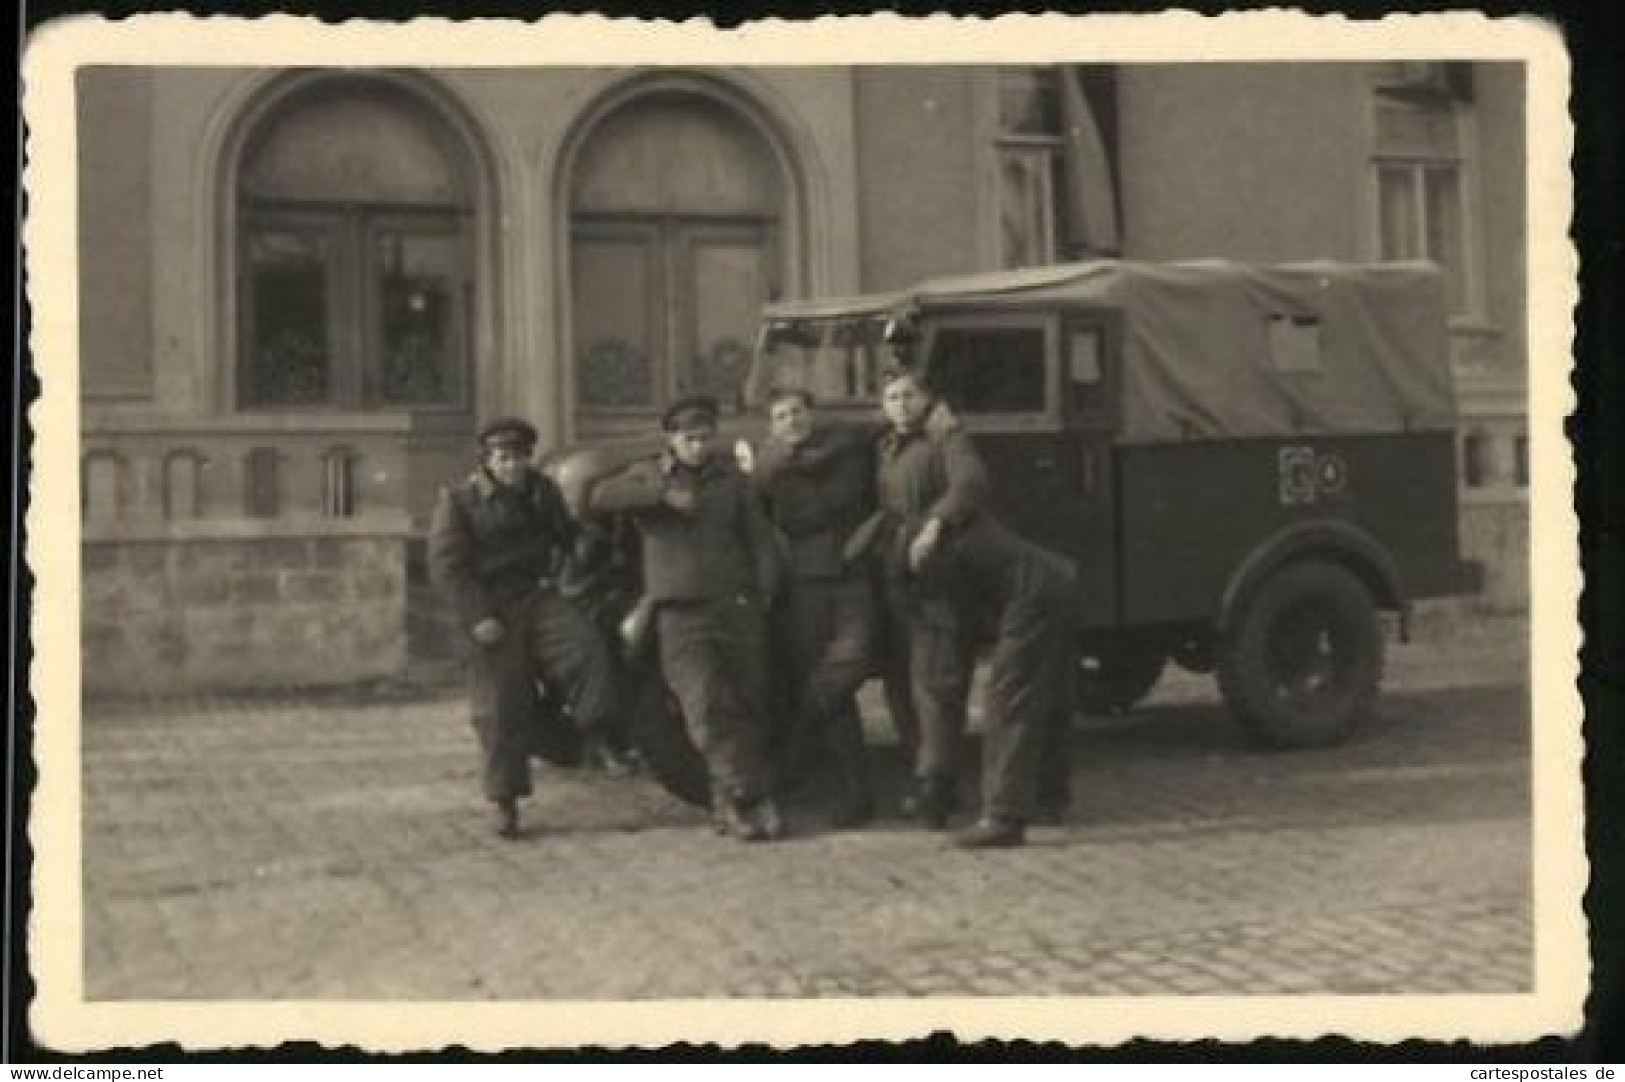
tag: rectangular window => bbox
[572,224,661,410]
[926,322,1051,418]
[242,224,336,406]
[995,67,1069,269]
[1372,93,1473,315]
[1266,314,1324,373]
[240,207,470,411]
[369,227,467,407]
[1067,327,1106,411]
[752,316,902,407]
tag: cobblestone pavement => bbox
[78,617,1532,1000]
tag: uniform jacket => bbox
[588,451,780,603]
[872,426,992,575]
[937,515,1078,612]
[753,424,875,582]
[428,466,576,632]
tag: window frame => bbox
[1061,309,1122,429]
[989,66,1071,270]
[237,201,473,413]
[918,309,1061,432]
[570,212,780,421]
[359,208,474,411]
[1368,92,1482,320]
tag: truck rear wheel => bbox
[1075,645,1167,716]
[624,666,711,807]
[1217,560,1383,749]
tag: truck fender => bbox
[1215,519,1408,640]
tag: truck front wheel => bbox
[1217,560,1383,749]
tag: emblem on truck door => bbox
[1278,446,1350,505]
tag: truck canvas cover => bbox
[766,260,1457,444]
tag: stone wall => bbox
[1459,502,1530,613]
[82,530,407,695]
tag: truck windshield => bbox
[748,316,906,407]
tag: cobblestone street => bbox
[78,616,1532,1001]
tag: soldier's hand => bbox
[908,518,943,572]
[925,400,962,438]
[471,617,505,646]
[662,486,699,514]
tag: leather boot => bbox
[713,794,772,842]
[491,797,521,840]
[748,795,786,841]
[954,816,1026,849]
[904,775,957,831]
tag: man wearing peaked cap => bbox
[477,416,540,451]
[588,394,786,842]
[429,415,632,839]
[660,394,721,433]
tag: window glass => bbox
[997,67,1062,136]
[1371,92,1472,315]
[373,230,464,405]
[1267,314,1323,373]
[1067,328,1105,410]
[998,146,1056,269]
[1377,165,1420,261]
[995,66,1070,268]
[929,326,1047,414]
[244,227,333,406]
[1424,165,1467,313]
[751,318,900,406]
[237,80,472,412]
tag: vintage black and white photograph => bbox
[22,12,1582,1050]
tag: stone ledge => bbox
[82,513,412,544]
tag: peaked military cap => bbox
[661,395,721,433]
[477,417,539,452]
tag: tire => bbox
[623,664,711,807]
[1217,559,1383,750]
[1074,645,1167,716]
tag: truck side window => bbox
[1068,328,1106,411]
[929,326,1047,414]
[1267,313,1323,373]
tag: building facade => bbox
[75,62,1528,692]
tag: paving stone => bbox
[79,625,1535,1002]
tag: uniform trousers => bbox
[883,574,977,784]
[656,597,775,803]
[778,577,877,789]
[980,582,1076,822]
[469,589,620,802]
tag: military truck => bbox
[746,259,1481,750]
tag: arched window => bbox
[237,78,474,410]
[569,90,786,420]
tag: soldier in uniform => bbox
[924,515,1081,848]
[867,367,990,829]
[587,396,786,842]
[753,388,878,829]
[428,417,629,840]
